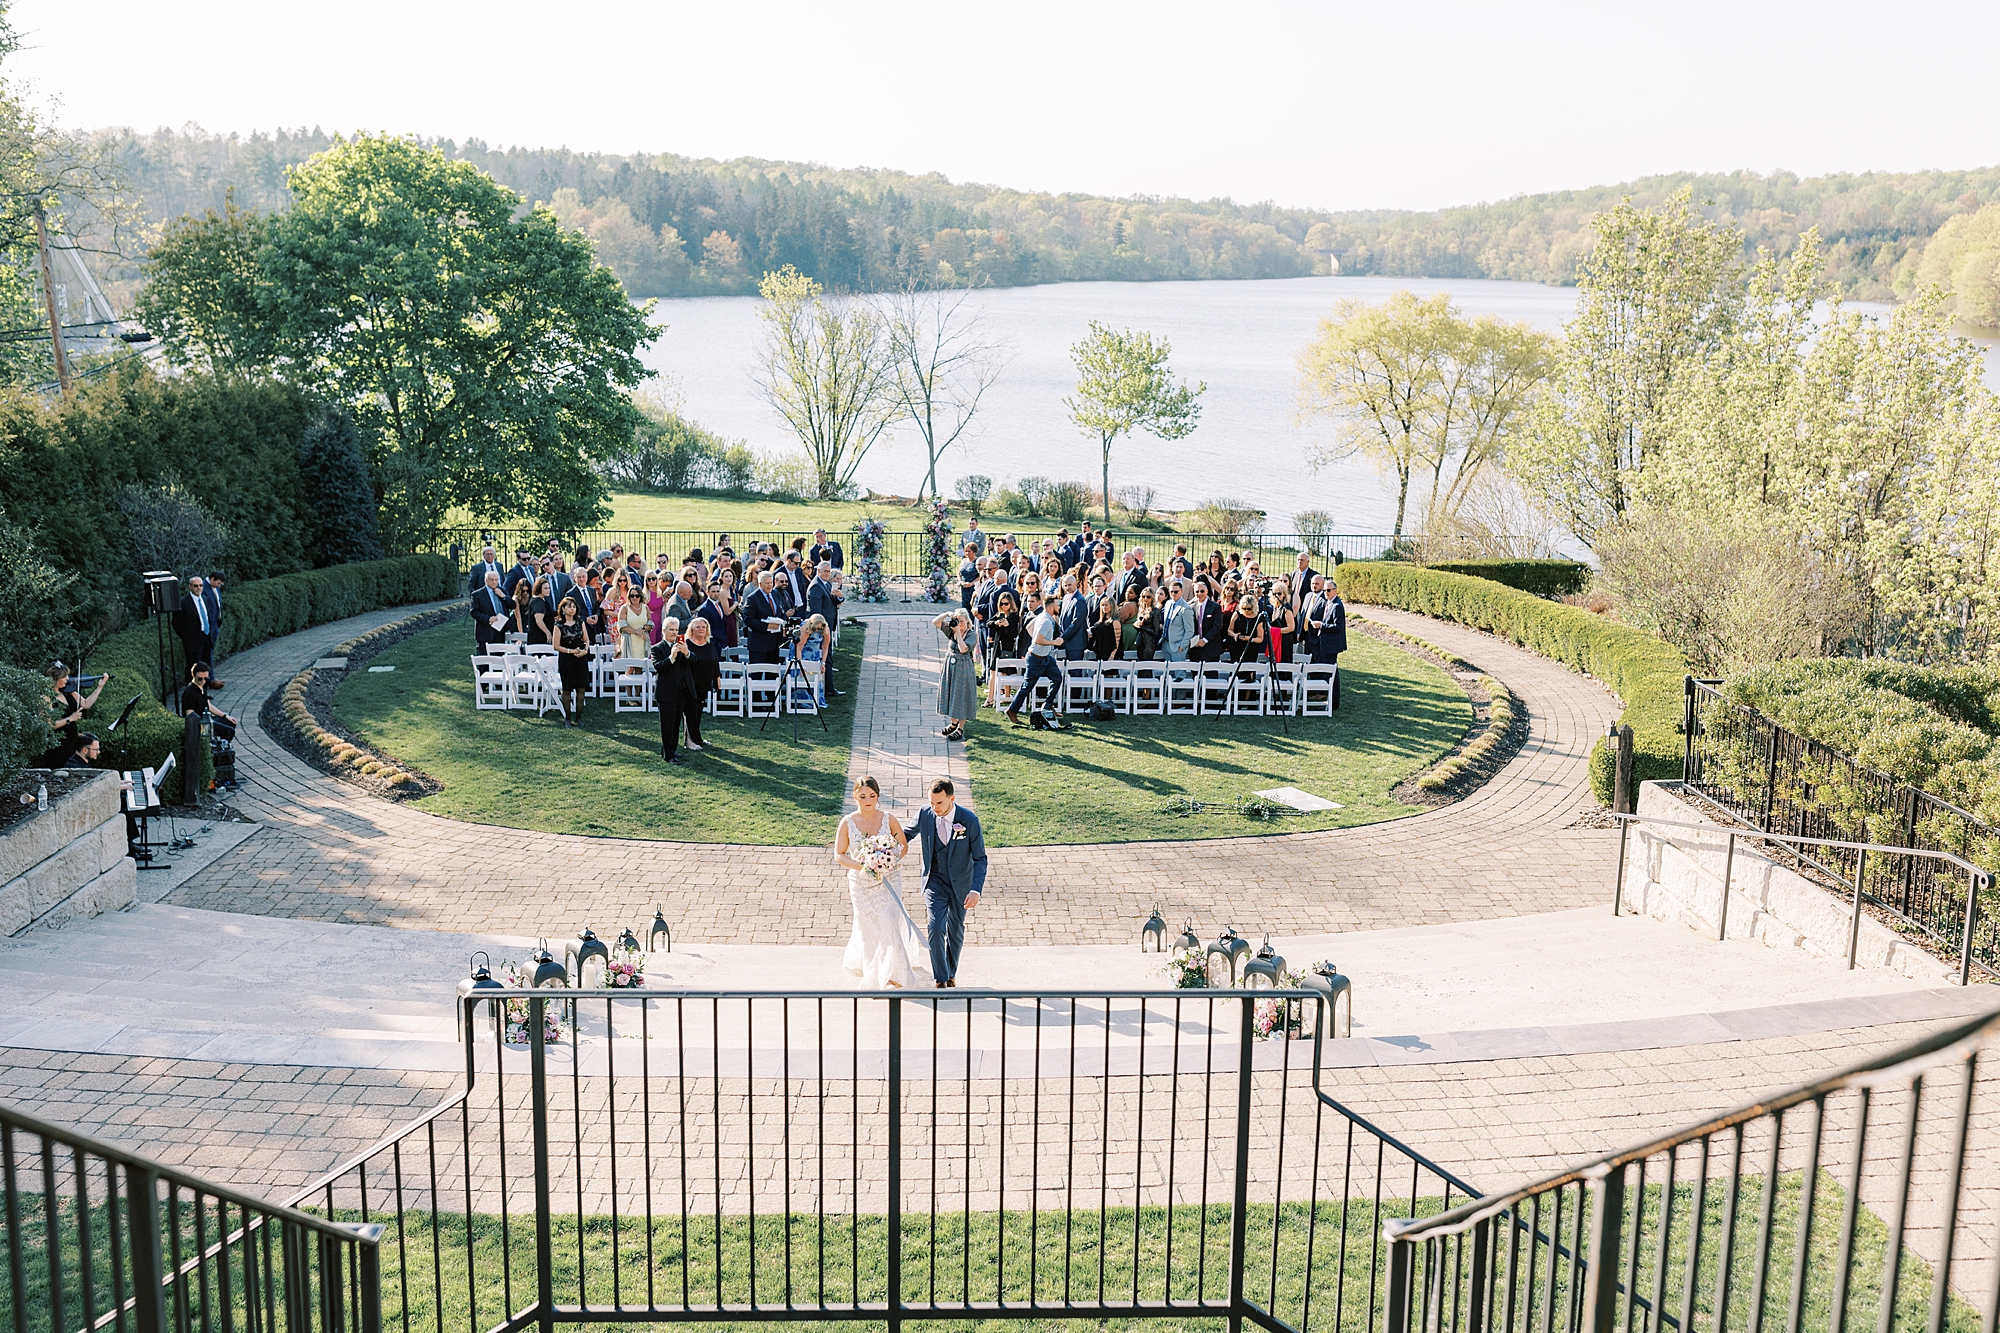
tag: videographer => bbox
[1005,595,1067,727]
[40,661,109,768]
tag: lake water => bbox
[641,277,2000,535]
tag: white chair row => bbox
[989,658,1337,717]
[472,653,825,720]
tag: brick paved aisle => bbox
[167,599,1622,943]
[841,610,972,816]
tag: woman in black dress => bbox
[528,578,556,647]
[1087,598,1120,661]
[1224,593,1266,663]
[508,581,536,642]
[1134,589,1165,660]
[552,598,591,726]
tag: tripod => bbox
[760,650,830,740]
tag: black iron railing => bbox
[1380,1002,2000,1333]
[0,1098,382,1333]
[288,987,1473,1333]
[1681,676,2000,978]
[421,527,1419,599]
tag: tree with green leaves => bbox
[1297,291,1551,535]
[1510,188,1745,546]
[755,266,898,499]
[138,135,658,547]
[296,407,383,566]
[1064,322,1204,525]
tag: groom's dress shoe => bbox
[945,979,957,987]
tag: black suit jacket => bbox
[808,541,844,570]
[467,561,504,595]
[744,589,785,655]
[807,579,840,625]
[471,586,510,644]
[1188,600,1222,661]
[173,594,213,653]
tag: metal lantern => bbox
[1141,908,1167,952]
[1242,938,1286,988]
[1206,926,1251,986]
[1301,961,1353,1039]
[567,929,610,990]
[648,908,673,953]
[615,927,643,959]
[456,951,505,1037]
[530,941,568,989]
[1173,923,1201,959]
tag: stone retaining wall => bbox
[0,770,135,936]
[1624,781,1954,984]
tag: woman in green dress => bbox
[932,609,979,741]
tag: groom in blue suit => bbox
[912,777,987,987]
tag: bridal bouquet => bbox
[860,834,897,881]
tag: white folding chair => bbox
[990,658,1026,711]
[710,661,747,717]
[505,656,544,710]
[745,664,783,718]
[1301,664,1337,717]
[1063,661,1100,714]
[612,660,653,712]
[1268,661,1303,715]
[1199,664,1235,715]
[530,658,565,717]
[1097,662,1135,715]
[1232,663,1269,716]
[1165,666,1200,716]
[788,658,824,713]
[721,647,748,663]
[1130,663,1164,716]
[472,656,512,710]
[589,645,619,697]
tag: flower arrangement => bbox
[923,501,954,603]
[1252,967,1306,1041]
[602,954,646,988]
[860,833,897,881]
[496,961,566,1044]
[1165,952,1210,989]
[854,519,887,602]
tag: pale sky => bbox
[10,0,1998,213]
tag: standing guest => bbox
[1268,583,1300,663]
[694,580,726,652]
[714,569,741,652]
[1134,589,1165,660]
[502,549,536,598]
[472,569,510,650]
[1289,552,1317,608]
[174,576,217,678]
[1304,577,1348,707]
[807,563,844,693]
[651,619,704,763]
[644,575,666,643]
[468,546,504,595]
[624,552,646,589]
[1225,593,1266,663]
[1006,595,1066,725]
[617,589,651,661]
[1058,576,1090,662]
[808,527,845,570]
[1188,582,1220,661]
[744,571,786,664]
[530,577,557,646]
[551,599,592,727]
[1087,597,1120,661]
[988,588,1026,659]
[957,544,979,611]
[507,581,536,642]
[1162,581,1195,662]
[666,580,695,632]
[777,550,810,611]
[931,609,978,741]
[685,615,721,721]
[545,559,574,603]
[1041,556,1064,590]
[203,573,226,663]
[964,516,985,555]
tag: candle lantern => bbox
[1173,923,1201,959]
[648,907,673,953]
[1206,926,1251,986]
[567,929,610,990]
[456,951,505,1037]
[530,941,568,989]
[615,927,643,959]
[1242,938,1286,988]
[1300,961,1353,1039]
[1141,907,1167,952]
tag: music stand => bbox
[108,695,140,735]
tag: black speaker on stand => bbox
[142,571,181,706]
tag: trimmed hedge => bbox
[82,555,459,779]
[1336,561,1686,805]
[0,664,55,784]
[1425,559,1591,599]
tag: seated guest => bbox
[1134,589,1164,660]
[181,662,239,746]
[1225,594,1265,663]
[471,569,510,650]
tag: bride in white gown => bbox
[835,776,932,989]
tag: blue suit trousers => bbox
[925,877,966,982]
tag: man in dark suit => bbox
[467,546,504,596]
[1303,575,1347,707]
[562,569,600,639]
[743,571,786,664]
[1187,583,1221,662]
[912,778,987,987]
[502,550,537,598]
[1058,578,1091,661]
[545,560,575,602]
[808,528,845,571]
[471,569,510,649]
[1289,553,1318,609]
[777,551,810,611]
[174,576,215,676]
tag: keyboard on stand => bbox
[123,753,174,870]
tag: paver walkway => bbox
[166,601,1622,943]
[841,611,971,815]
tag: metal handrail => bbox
[0,1098,379,1245]
[1379,1002,2000,1246]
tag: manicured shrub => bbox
[0,663,55,785]
[1425,559,1591,599]
[1337,561,1686,805]
[80,555,456,777]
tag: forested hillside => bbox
[90,126,2000,302]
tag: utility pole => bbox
[33,199,69,395]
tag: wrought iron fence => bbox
[288,986,1475,1332]
[422,526,1418,599]
[1380,1002,2000,1333]
[0,1097,382,1333]
[1681,676,2000,979]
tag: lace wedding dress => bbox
[839,813,932,989]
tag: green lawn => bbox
[962,634,1468,846]
[330,619,863,845]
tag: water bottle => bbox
[35,783,48,812]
